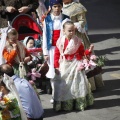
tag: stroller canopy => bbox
[11,14,42,40]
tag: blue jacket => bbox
[45,14,69,50]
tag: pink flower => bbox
[89,60,97,66]
[27,68,41,81]
[83,59,91,70]
[84,59,97,70]
[90,55,97,60]
[77,62,85,71]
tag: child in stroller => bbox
[23,36,43,66]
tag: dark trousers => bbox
[29,116,43,120]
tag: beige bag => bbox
[94,73,104,88]
[88,77,96,91]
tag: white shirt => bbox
[42,13,62,55]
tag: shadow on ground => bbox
[103,67,120,73]
[43,108,74,118]
[91,78,120,109]
[94,46,120,56]
[88,33,120,44]
[44,77,120,118]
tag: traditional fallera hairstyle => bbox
[63,20,74,29]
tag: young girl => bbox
[1,28,32,79]
[62,0,104,90]
[53,21,94,111]
[0,75,27,120]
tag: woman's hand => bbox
[18,6,30,13]
[6,6,16,13]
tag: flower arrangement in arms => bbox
[0,93,21,120]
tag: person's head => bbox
[51,4,62,16]
[6,28,18,44]
[49,0,62,16]
[0,64,14,77]
[63,21,75,39]
[23,36,35,49]
[63,0,72,4]
[26,37,35,49]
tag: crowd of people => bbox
[0,0,104,119]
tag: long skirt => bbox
[53,59,94,111]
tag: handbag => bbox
[86,66,102,78]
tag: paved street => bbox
[40,0,120,120]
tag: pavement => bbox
[40,0,120,120]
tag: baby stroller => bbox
[11,14,51,93]
[11,14,42,40]
[11,14,43,65]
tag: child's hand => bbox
[12,43,17,50]
[89,44,94,52]
[44,55,49,61]
[24,56,31,63]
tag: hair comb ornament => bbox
[7,28,15,33]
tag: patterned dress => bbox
[62,2,104,90]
